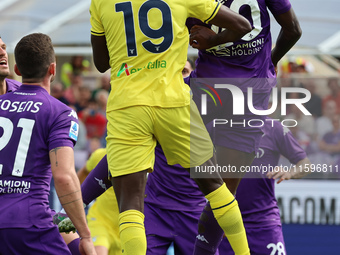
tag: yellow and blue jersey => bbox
[90,0,221,111]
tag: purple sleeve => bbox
[274,123,307,164]
[48,108,79,151]
[266,0,292,16]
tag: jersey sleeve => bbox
[90,0,105,36]
[274,122,307,164]
[48,108,79,151]
[187,0,221,24]
[266,0,292,16]
[85,148,107,172]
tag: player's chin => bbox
[0,69,10,77]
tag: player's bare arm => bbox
[50,147,62,166]
[50,146,93,245]
[267,157,311,184]
[91,35,110,73]
[58,190,82,206]
[271,7,302,68]
[190,25,248,50]
[190,5,252,49]
[210,4,252,35]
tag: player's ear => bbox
[49,62,56,76]
[14,64,22,76]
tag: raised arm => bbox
[271,7,302,68]
[210,5,252,37]
[50,146,96,255]
[190,5,252,49]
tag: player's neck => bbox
[21,77,51,94]
[0,78,6,95]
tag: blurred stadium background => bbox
[1,0,340,254]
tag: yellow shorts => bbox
[106,99,213,177]
[87,189,121,255]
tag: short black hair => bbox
[14,33,55,80]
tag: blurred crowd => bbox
[49,55,110,170]
[275,58,340,179]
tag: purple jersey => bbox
[0,85,79,229]
[187,0,291,79]
[236,118,306,227]
[145,144,206,212]
[5,78,21,93]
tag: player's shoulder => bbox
[40,93,79,123]
[5,78,21,92]
[5,78,21,85]
[264,118,289,138]
[265,0,292,16]
[44,92,73,111]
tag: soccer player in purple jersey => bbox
[144,144,207,254]
[145,117,311,255]
[0,36,20,95]
[144,62,202,254]
[74,118,311,255]
[205,118,311,254]
[0,34,89,255]
[187,0,302,253]
[0,33,95,255]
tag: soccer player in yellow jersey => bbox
[90,0,252,254]
[77,149,121,255]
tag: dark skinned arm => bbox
[271,7,302,68]
[91,34,110,73]
[190,5,252,50]
[190,25,245,50]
